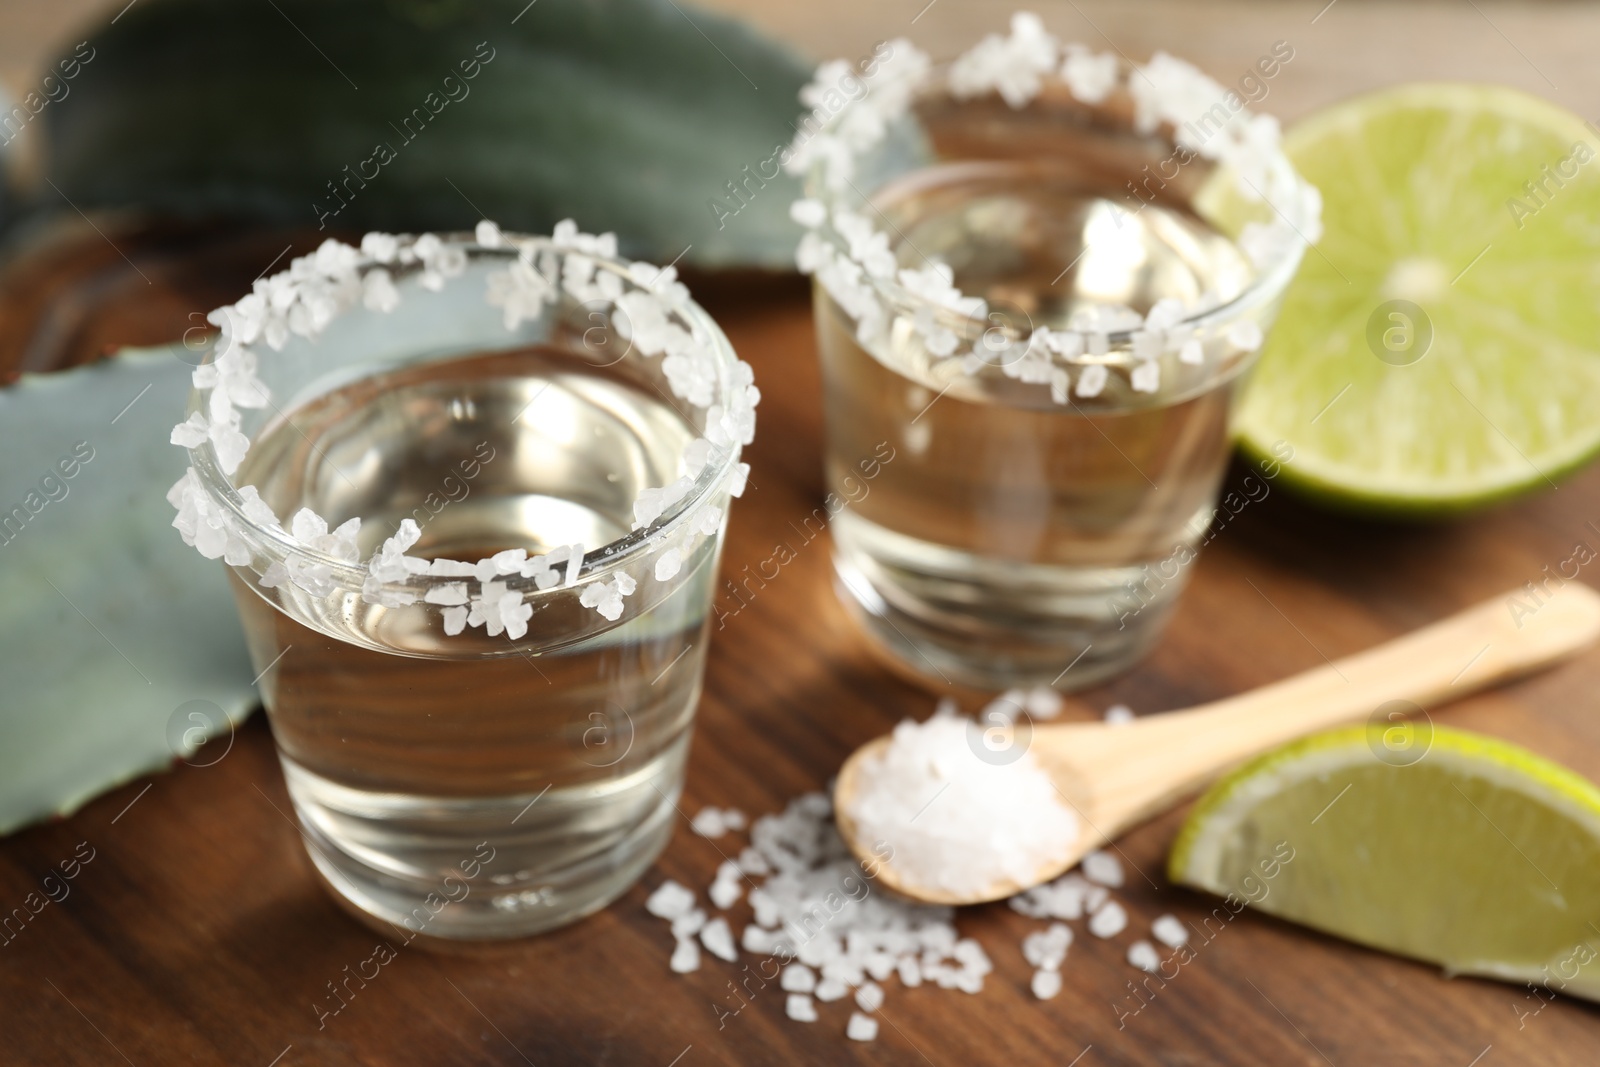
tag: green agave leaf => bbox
[40,0,812,268]
[0,347,256,835]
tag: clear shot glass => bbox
[794,35,1313,691]
[173,227,753,938]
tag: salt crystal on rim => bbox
[1076,363,1108,398]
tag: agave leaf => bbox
[0,347,256,835]
[39,0,811,268]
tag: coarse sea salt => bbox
[647,699,1183,1040]
[1152,913,1189,948]
[1081,850,1124,888]
[1127,939,1162,973]
[1031,968,1063,1000]
[786,994,818,1022]
[846,1012,879,1042]
[1088,899,1129,939]
[842,714,1078,898]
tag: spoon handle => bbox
[1068,582,1600,830]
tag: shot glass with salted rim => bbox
[168,221,756,939]
[787,15,1318,691]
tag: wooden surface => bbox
[4,2,1600,1063]
[3,216,1600,1067]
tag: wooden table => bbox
[2,212,1598,1066]
[4,1,1600,1058]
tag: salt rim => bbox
[784,11,1323,401]
[168,220,757,636]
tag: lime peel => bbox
[1170,725,1600,1000]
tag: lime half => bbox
[1221,84,1600,514]
[1169,726,1600,998]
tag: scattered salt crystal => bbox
[781,964,817,993]
[846,1012,879,1042]
[1179,338,1205,365]
[1103,704,1135,725]
[1084,885,1109,913]
[709,877,742,910]
[842,714,1077,898]
[1081,850,1124,888]
[855,982,884,1012]
[1031,968,1063,1000]
[1009,873,1089,920]
[821,957,864,987]
[1127,939,1161,973]
[742,924,777,953]
[670,936,701,973]
[691,807,730,838]
[700,917,738,962]
[815,978,850,1002]
[1152,914,1189,948]
[786,994,818,1022]
[1088,900,1128,939]
[897,957,922,988]
[933,696,959,718]
[645,880,695,920]
[671,908,706,939]
[722,808,747,831]
[736,847,771,876]
[864,952,895,982]
[1023,686,1063,719]
[1021,923,1073,971]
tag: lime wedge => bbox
[1168,725,1600,999]
[1217,84,1600,514]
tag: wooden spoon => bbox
[834,583,1600,905]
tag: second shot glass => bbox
[789,18,1317,690]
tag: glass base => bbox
[280,739,685,941]
[831,512,1185,692]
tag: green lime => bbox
[1215,84,1600,514]
[1168,725,1600,999]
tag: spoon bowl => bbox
[835,583,1600,906]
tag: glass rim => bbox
[183,233,746,594]
[803,59,1313,352]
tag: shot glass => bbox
[169,224,756,938]
[789,21,1316,690]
